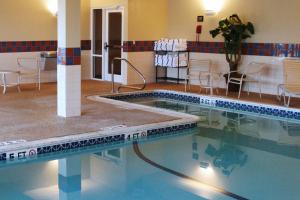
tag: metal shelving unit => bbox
[155,50,189,84]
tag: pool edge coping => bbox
[101,89,300,122]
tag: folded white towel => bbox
[155,53,188,67]
[154,38,187,51]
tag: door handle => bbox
[104,43,123,51]
[104,42,111,51]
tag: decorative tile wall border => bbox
[104,90,300,121]
[123,41,154,52]
[0,40,91,53]
[241,43,300,57]
[81,40,91,50]
[1,40,299,57]
[0,41,57,53]
[123,40,300,57]
[57,47,81,65]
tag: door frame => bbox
[90,6,126,84]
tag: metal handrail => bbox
[111,57,146,93]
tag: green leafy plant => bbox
[210,14,254,72]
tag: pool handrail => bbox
[111,57,146,93]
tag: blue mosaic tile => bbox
[147,123,197,137]
[192,153,199,160]
[107,91,300,121]
[37,134,126,155]
[0,153,6,161]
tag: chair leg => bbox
[17,74,21,93]
[247,83,250,96]
[238,83,243,99]
[184,79,187,92]
[259,82,262,99]
[277,85,283,101]
[287,95,291,107]
[2,74,6,94]
[226,81,230,96]
[37,75,41,91]
[283,92,289,107]
[209,76,213,95]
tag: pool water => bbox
[1,98,300,200]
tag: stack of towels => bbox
[154,38,188,68]
[154,38,187,51]
[155,53,188,67]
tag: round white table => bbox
[0,70,21,94]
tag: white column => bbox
[57,0,81,117]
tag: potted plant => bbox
[210,14,254,91]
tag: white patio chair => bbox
[278,58,300,107]
[185,59,221,95]
[17,57,41,90]
[226,62,267,99]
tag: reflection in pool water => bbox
[0,98,300,200]
[205,143,248,176]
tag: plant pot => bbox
[223,73,246,92]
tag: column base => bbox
[57,65,81,117]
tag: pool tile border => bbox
[104,90,300,121]
[0,122,197,162]
[35,123,197,156]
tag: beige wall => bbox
[0,0,56,41]
[128,0,168,41]
[81,0,91,39]
[0,0,90,41]
[127,0,168,84]
[167,0,300,43]
[127,52,155,85]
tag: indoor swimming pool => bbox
[1,94,300,200]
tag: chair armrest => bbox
[210,72,223,79]
[17,57,39,69]
[17,57,38,66]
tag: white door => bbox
[91,8,103,80]
[91,7,124,83]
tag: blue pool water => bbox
[1,97,300,200]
